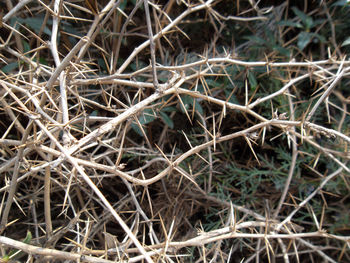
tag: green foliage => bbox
[1,61,19,73]
[11,16,52,36]
[331,0,350,7]
[279,7,326,50]
[329,208,350,234]
[211,149,290,206]
[341,37,350,47]
[1,40,32,72]
[2,231,32,262]
[131,106,175,136]
[244,30,290,57]
[179,94,203,115]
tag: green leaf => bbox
[305,17,314,30]
[297,32,313,50]
[97,58,107,72]
[1,62,19,73]
[341,37,350,46]
[224,90,239,104]
[244,35,266,45]
[90,110,98,116]
[39,57,48,65]
[131,108,157,137]
[14,17,52,36]
[292,7,310,25]
[161,106,177,113]
[195,84,205,93]
[139,108,156,125]
[193,100,204,115]
[6,231,32,260]
[205,79,218,88]
[277,20,303,28]
[179,95,192,112]
[273,45,290,57]
[22,40,30,53]
[22,231,32,244]
[160,111,174,129]
[331,0,349,7]
[131,122,143,137]
[2,255,10,262]
[247,71,257,89]
[119,0,128,10]
[313,33,326,43]
[312,19,326,27]
[178,95,203,115]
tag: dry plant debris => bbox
[0,0,349,262]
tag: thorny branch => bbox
[0,0,349,262]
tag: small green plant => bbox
[245,28,290,57]
[1,231,32,262]
[278,7,326,51]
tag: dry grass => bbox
[0,0,349,262]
